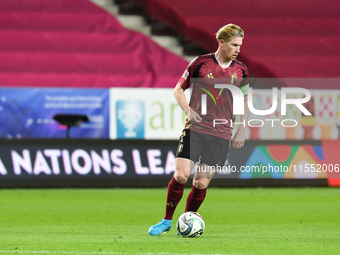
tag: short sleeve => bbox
[178,68,190,90]
[177,57,197,90]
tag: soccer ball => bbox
[176,211,205,238]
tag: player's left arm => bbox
[232,80,249,150]
[231,94,248,150]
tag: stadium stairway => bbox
[90,0,203,62]
[0,0,188,88]
[126,0,340,79]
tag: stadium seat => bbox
[0,0,188,88]
[130,0,340,78]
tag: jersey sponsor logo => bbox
[116,101,145,139]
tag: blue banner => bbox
[0,88,109,138]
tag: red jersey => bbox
[178,53,250,140]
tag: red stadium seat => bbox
[0,0,188,88]
[131,0,340,79]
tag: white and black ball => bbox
[176,211,205,238]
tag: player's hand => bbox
[189,108,202,124]
[231,129,245,150]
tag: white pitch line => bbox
[0,251,243,255]
[0,252,120,255]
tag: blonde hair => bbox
[216,24,244,43]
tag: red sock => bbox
[185,186,207,212]
[164,177,185,220]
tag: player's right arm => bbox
[174,57,202,124]
[174,82,202,124]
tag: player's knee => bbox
[174,171,189,184]
[193,178,209,189]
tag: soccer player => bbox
[148,24,250,236]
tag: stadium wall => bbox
[0,139,339,188]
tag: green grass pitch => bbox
[0,187,339,255]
